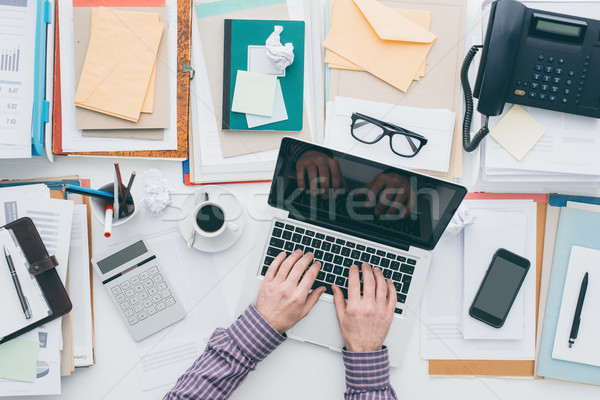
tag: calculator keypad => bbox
[111,266,178,325]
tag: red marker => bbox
[104,203,114,238]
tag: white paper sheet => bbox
[122,227,232,391]
[69,205,94,367]
[325,97,455,173]
[0,1,36,152]
[58,0,178,152]
[420,199,537,360]
[462,206,529,340]
[552,246,600,367]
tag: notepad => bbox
[0,229,50,340]
[231,71,277,117]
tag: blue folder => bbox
[536,195,600,385]
[30,0,53,157]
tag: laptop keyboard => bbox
[260,221,418,315]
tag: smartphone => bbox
[469,248,531,328]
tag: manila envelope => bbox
[324,7,431,79]
[196,2,312,158]
[323,0,436,92]
[74,7,163,122]
[74,7,170,130]
[327,0,467,180]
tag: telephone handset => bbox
[462,0,600,152]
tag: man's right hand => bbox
[331,263,396,352]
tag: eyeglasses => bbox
[350,112,428,158]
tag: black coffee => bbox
[196,204,225,233]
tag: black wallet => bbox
[0,217,72,344]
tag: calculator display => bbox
[97,240,148,274]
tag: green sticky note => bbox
[0,339,39,383]
[231,71,277,117]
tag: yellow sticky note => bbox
[490,105,547,161]
[323,0,435,92]
[0,339,39,383]
[231,71,277,117]
[74,7,164,122]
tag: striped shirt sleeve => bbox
[342,347,398,400]
[163,305,285,400]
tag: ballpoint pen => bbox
[568,272,588,348]
[4,245,32,319]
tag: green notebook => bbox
[223,19,305,131]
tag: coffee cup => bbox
[192,201,239,238]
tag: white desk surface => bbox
[1,155,599,400]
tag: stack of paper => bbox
[325,96,455,173]
[59,0,179,153]
[421,198,537,361]
[323,0,436,93]
[481,105,600,183]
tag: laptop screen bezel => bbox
[267,137,467,251]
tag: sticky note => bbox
[247,46,285,76]
[0,339,39,383]
[231,71,277,117]
[246,80,288,128]
[490,105,547,161]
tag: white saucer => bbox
[177,186,245,253]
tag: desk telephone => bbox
[462,0,600,152]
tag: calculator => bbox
[91,236,186,341]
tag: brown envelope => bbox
[74,7,170,130]
[74,7,163,122]
[197,2,312,158]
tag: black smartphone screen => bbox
[469,249,530,328]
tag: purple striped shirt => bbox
[164,305,397,400]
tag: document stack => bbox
[186,0,323,184]
[480,105,600,183]
[0,178,95,396]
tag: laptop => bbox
[239,137,467,366]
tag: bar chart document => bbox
[0,0,36,156]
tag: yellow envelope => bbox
[325,7,431,79]
[90,9,160,114]
[74,7,163,122]
[323,0,436,92]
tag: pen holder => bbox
[90,183,137,228]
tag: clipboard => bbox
[0,217,72,344]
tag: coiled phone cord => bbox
[461,45,489,152]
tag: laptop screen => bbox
[268,138,467,251]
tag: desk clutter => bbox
[3,0,600,396]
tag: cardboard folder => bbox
[0,218,72,345]
[428,193,548,377]
[326,0,467,181]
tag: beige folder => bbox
[327,0,467,181]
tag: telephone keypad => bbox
[516,54,592,108]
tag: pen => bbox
[120,172,136,218]
[4,245,31,319]
[568,272,588,348]
[63,185,133,204]
[104,203,114,238]
[114,162,126,216]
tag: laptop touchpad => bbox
[289,300,345,350]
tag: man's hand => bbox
[255,250,326,334]
[332,263,396,352]
[296,150,345,198]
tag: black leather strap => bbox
[29,255,58,275]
